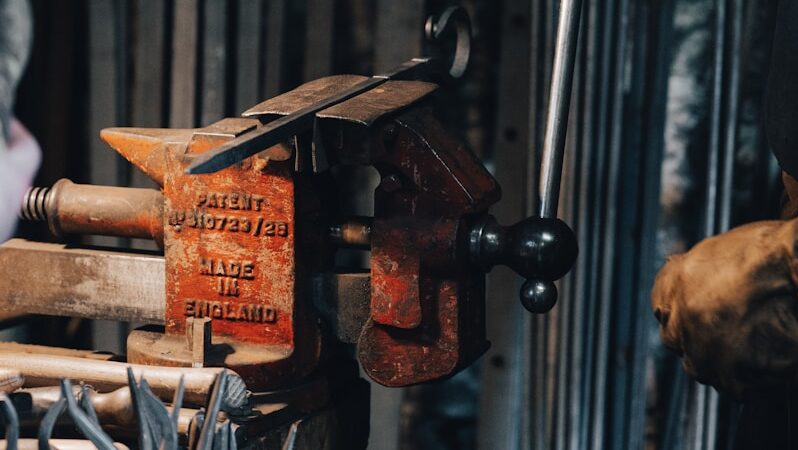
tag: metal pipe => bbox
[21,179,164,247]
[538,0,584,218]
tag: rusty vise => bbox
[2,7,578,398]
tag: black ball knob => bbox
[520,279,558,313]
[470,214,578,313]
[470,215,578,279]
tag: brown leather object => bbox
[651,218,798,398]
[780,172,798,219]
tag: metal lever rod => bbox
[538,0,584,218]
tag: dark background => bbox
[10,0,783,449]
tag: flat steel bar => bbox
[538,0,584,218]
[0,240,164,324]
[187,78,379,174]
[0,239,371,333]
[185,59,427,175]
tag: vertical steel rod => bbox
[570,1,599,447]
[692,0,737,448]
[705,0,742,448]
[531,1,557,448]
[539,0,584,218]
[597,0,632,447]
[719,0,742,235]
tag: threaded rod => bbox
[20,186,50,221]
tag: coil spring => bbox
[20,186,49,221]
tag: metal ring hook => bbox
[425,6,471,79]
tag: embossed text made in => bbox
[199,258,255,297]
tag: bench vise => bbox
[0,6,590,446]
[7,72,576,393]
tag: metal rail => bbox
[538,0,584,219]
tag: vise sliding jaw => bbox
[6,75,576,391]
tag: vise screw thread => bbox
[20,186,50,222]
